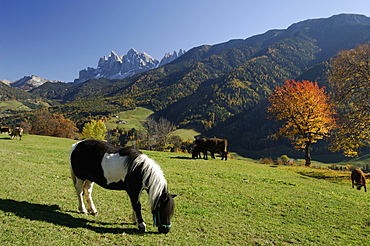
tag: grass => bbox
[0,100,32,117]
[171,128,201,141]
[1,134,370,245]
[105,107,154,131]
[105,107,201,141]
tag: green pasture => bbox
[105,107,201,141]
[0,100,32,117]
[1,134,370,245]
[171,128,201,141]
[105,107,153,131]
[105,107,200,140]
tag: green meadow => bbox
[105,107,201,141]
[0,100,32,116]
[0,134,369,245]
[105,107,154,131]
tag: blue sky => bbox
[2,0,370,82]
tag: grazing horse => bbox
[10,127,23,140]
[351,169,367,192]
[70,139,176,233]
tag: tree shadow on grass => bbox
[0,198,157,235]
[170,156,194,160]
[296,171,349,183]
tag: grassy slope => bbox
[0,134,369,245]
[105,107,154,131]
[171,128,200,141]
[0,100,32,116]
[105,107,201,140]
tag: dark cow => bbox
[351,169,367,192]
[192,138,228,160]
[1,127,10,134]
[10,127,23,140]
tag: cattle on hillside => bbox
[1,127,10,134]
[351,169,367,192]
[192,138,228,160]
[10,127,23,140]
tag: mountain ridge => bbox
[73,48,186,84]
[2,75,61,91]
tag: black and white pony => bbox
[70,139,176,234]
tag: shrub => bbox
[259,157,274,164]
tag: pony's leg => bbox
[129,195,146,232]
[83,180,98,215]
[131,209,137,224]
[74,178,88,214]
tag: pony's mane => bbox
[132,154,167,211]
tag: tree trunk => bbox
[305,141,311,166]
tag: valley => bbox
[2,14,370,160]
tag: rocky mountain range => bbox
[73,48,186,84]
[158,49,186,67]
[2,49,186,88]
[0,75,61,91]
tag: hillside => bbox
[4,14,370,156]
[30,78,121,103]
[0,82,51,115]
[0,82,37,101]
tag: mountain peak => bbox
[109,51,122,62]
[159,49,186,67]
[0,79,12,85]
[74,48,186,84]
[8,75,60,91]
[127,48,138,55]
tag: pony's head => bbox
[356,184,363,190]
[153,192,176,234]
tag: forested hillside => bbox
[0,82,51,114]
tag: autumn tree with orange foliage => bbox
[267,80,336,166]
[30,109,80,139]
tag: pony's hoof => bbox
[138,222,146,232]
[158,226,170,234]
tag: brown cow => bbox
[192,138,228,160]
[1,127,10,134]
[10,127,23,140]
[351,169,367,192]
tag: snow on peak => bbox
[6,75,61,91]
[74,48,186,84]
[158,49,186,67]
